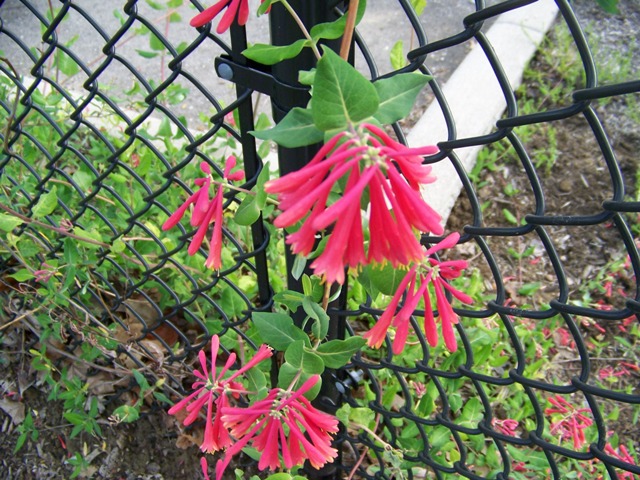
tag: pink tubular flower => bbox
[167,335,272,454]
[264,123,443,285]
[191,0,266,33]
[492,418,519,437]
[33,262,56,283]
[363,232,472,353]
[544,395,593,450]
[214,375,339,480]
[162,157,244,270]
[604,443,637,479]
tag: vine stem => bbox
[0,306,45,332]
[340,0,360,60]
[347,413,380,480]
[0,57,20,154]
[0,203,109,248]
[322,281,332,311]
[279,0,322,61]
[209,179,279,206]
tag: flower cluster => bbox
[363,233,472,353]
[168,337,338,480]
[265,123,443,285]
[218,375,338,477]
[544,395,593,450]
[167,335,272,454]
[162,157,244,270]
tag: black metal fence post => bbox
[268,1,333,292]
[268,3,348,478]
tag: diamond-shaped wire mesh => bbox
[0,0,638,479]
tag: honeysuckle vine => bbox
[166,0,475,478]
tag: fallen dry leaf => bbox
[0,398,25,425]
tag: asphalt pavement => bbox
[0,0,492,128]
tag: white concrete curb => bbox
[407,0,559,227]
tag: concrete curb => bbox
[407,0,559,227]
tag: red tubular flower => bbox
[604,443,636,478]
[167,335,272,455]
[215,375,339,480]
[544,395,593,450]
[363,232,472,353]
[265,123,443,284]
[191,0,268,33]
[162,156,244,270]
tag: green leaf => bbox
[111,238,126,254]
[149,34,165,51]
[32,187,58,219]
[244,367,268,400]
[0,213,24,232]
[518,282,541,296]
[257,0,278,16]
[220,287,245,319]
[14,433,28,453]
[389,41,406,71]
[303,296,329,340]
[251,107,324,148]
[273,290,305,311]
[301,274,312,297]
[411,0,427,16]
[252,312,308,351]
[111,405,140,423]
[458,397,483,429]
[55,51,79,77]
[355,266,379,299]
[502,208,518,225]
[157,117,172,137]
[146,0,164,10]
[133,370,151,391]
[255,163,270,209]
[596,0,619,14]
[152,391,172,405]
[73,227,103,248]
[63,237,80,265]
[9,269,34,282]
[315,337,366,369]
[264,474,293,480]
[234,195,260,226]
[364,262,407,296]
[298,69,316,86]
[373,73,430,124]
[136,50,158,59]
[309,0,367,41]
[278,362,322,399]
[311,49,379,131]
[242,39,308,65]
[292,255,307,281]
[285,341,324,374]
[72,170,93,192]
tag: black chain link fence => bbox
[1,0,639,479]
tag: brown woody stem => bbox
[340,0,360,60]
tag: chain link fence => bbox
[1,0,639,478]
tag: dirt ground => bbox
[1,2,639,479]
[446,0,640,451]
